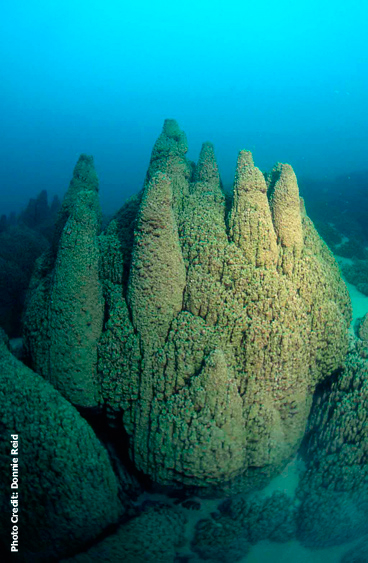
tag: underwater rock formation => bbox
[24,119,351,494]
[343,259,368,296]
[355,313,368,358]
[192,491,297,562]
[358,313,368,341]
[0,224,49,336]
[341,536,368,562]
[0,191,61,338]
[127,171,187,349]
[0,329,123,561]
[19,189,61,242]
[23,154,104,408]
[296,334,368,547]
[61,504,186,563]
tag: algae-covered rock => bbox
[145,118,192,217]
[23,154,104,408]
[296,338,368,547]
[101,120,350,492]
[356,313,368,357]
[341,537,368,562]
[127,171,186,349]
[192,491,297,562]
[24,120,351,495]
[61,504,186,563]
[0,330,123,561]
[358,314,368,341]
[229,150,278,269]
[193,516,251,562]
[342,259,368,296]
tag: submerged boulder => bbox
[23,120,351,494]
[192,491,297,562]
[341,537,368,563]
[296,336,368,547]
[0,329,123,561]
[61,504,186,563]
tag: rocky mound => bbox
[23,119,351,495]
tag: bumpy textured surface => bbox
[61,504,186,563]
[296,336,368,547]
[23,154,104,408]
[341,537,368,562]
[358,313,368,341]
[0,329,123,561]
[343,259,368,296]
[98,120,350,492]
[356,314,368,358]
[127,171,187,348]
[192,491,297,562]
[24,120,351,493]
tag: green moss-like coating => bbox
[229,150,278,268]
[0,331,123,561]
[23,155,104,408]
[341,538,368,563]
[53,153,100,247]
[61,504,186,563]
[343,259,368,296]
[267,163,304,275]
[98,281,141,432]
[192,491,297,561]
[146,118,192,217]
[24,120,352,494]
[127,171,186,349]
[296,339,368,547]
[100,123,350,492]
[146,346,246,485]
